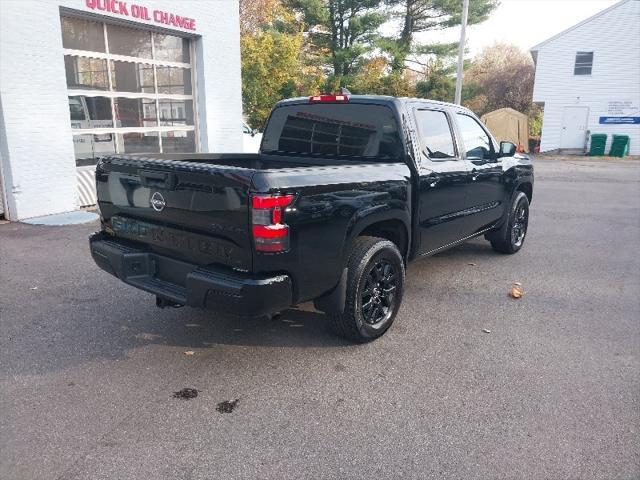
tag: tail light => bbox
[309,94,349,103]
[251,193,295,252]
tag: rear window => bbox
[261,104,403,161]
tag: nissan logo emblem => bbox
[150,192,166,212]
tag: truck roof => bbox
[275,94,466,111]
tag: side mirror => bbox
[499,141,517,157]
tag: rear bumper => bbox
[89,232,292,316]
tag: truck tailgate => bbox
[96,155,255,271]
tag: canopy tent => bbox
[481,108,529,153]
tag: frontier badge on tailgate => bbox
[111,216,236,264]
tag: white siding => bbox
[0,147,6,216]
[0,168,4,217]
[0,0,242,221]
[532,0,640,154]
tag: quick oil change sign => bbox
[84,0,196,31]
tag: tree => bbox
[239,0,281,34]
[242,30,302,127]
[415,60,455,102]
[528,104,543,137]
[288,0,387,80]
[463,43,535,116]
[385,0,498,72]
[241,4,325,128]
[349,57,414,95]
[239,0,506,117]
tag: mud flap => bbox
[485,191,515,242]
[313,268,348,315]
[484,221,507,242]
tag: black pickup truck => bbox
[90,94,533,342]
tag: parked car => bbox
[90,94,534,342]
[242,121,262,153]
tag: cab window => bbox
[262,103,403,161]
[414,109,456,160]
[456,113,493,160]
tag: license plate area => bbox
[122,253,155,279]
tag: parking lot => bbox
[1,157,639,479]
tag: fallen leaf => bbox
[183,350,195,356]
[30,286,38,290]
[482,328,491,334]
[467,263,477,266]
[509,283,524,299]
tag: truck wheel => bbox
[329,236,405,343]
[491,191,529,254]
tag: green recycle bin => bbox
[589,133,607,156]
[609,134,630,158]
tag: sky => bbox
[413,0,620,56]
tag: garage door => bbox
[61,15,198,207]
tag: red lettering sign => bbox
[85,0,196,31]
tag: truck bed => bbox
[95,153,397,273]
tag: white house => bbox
[530,0,640,155]
[0,0,242,221]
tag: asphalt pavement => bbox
[1,158,639,479]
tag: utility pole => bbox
[454,0,469,104]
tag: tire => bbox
[491,191,530,254]
[329,236,405,343]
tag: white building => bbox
[531,0,640,155]
[0,0,242,221]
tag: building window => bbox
[61,17,105,52]
[61,16,197,166]
[574,52,593,75]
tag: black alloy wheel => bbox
[511,201,528,248]
[361,259,398,326]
